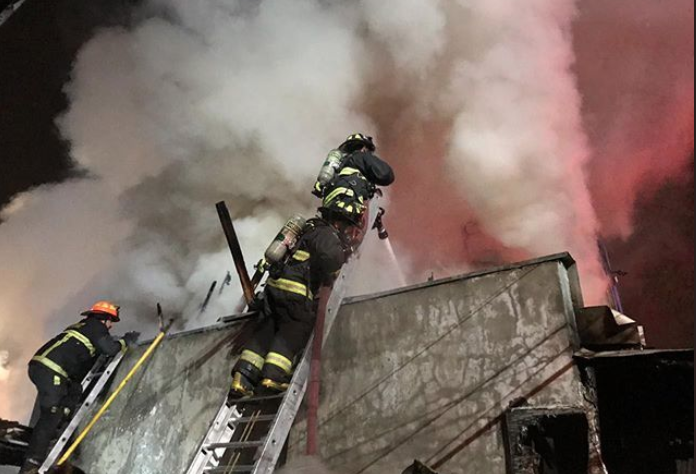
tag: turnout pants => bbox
[235,287,316,384]
[24,362,83,464]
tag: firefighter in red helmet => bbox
[19,301,140,474]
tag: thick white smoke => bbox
[0,351,9,382]
[0,0,375,420]
[56,0,380,322]
[360,0,607,294]
[6,0,685,421]
[0,182,131,418]
[443,1,606,293]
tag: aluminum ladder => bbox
[38,350,126,473]
[186,203,380,474]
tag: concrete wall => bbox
[72,322,246,474]
[290,254,589,474]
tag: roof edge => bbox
[137,314,254,346]
[575,348,694,360]
[344,252,576,306]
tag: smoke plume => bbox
[362,0,607,294]
[0,0,693,422]
[575,0,695,238]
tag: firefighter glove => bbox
[248,292,266,313]
[123,331,141,347]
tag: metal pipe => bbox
[216,201,255,305]
[306,287,331,456]
[200,281,218,313]
[217,312,260,325]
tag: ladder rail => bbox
[186,399,243,474]
[38,350,126,473]
[251,336,312,474]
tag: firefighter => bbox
[313,133,395,228]
[230,210,351,397]
[19,301,140,474]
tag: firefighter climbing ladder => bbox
[38,351,126,474]
[185,263,356,474]
[186,204,379,474]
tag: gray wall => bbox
[72,323,245,474]
[290,255,588,474]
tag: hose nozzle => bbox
[372,207,389,240]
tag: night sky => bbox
[1,0,694,347]
[1,0,135,212]
[0,1,75,212]
[0,1,16,14]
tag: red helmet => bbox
[82,301,120,322]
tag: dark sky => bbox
[606,159,694,348]
[0,0,135,212]
[0,1,75,211]
[0,0,693,348]
[0,0,16,12]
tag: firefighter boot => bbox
[229,352,263,399]
[259,352,293,394]
[230,372,255,399]
[259,378,290,393]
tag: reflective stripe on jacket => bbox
[266,219,346,300]
[31,318,124,381]
[321,151,394,213]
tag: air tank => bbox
[316,149,346,187]
[264,215,308,265]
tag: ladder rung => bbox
[205,465,255,473]
[205,440,264,450]
[236,414,276,423]
[82,373,103,384]
[231,393,286,405]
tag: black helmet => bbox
[319,205,362,227]
[338,133,376,154]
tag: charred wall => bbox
[289,254,597,474]
[589,350,694,474]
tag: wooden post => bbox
[216,201,255,305]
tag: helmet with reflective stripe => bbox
[320,203,362,227]
[338,133,376,153]
[82,301,121,322]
